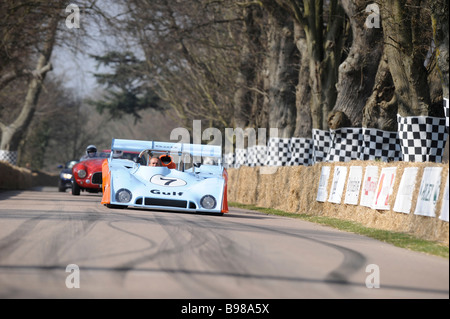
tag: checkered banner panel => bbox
[266,137,291,166]
[234,148,247,168]
[223,152,235,169]
[326,128,362,162]
[397,114,448,163]
[359,128,402,162]
[247,145,268,167]
[444,98,449,132]
[312,129,331,163]
[289,137,314,166]
[0,150,18,165]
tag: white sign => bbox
[316,166,331,202]
[414,167,443,217]
[360,166,379,207]
[439,176,449,222]
[344,166,363,205]
[328,166,348,204]
[393,167,419,214]
[372,167,397,210]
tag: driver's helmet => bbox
[86,145,97,158]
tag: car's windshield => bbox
[66,160,78,169]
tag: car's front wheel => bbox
[105,204,128,209]
[72,179,81,195]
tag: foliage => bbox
[89,51,164,122]
[0,0,448,169]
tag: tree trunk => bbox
[431,0,449,99]
[265,4,299,138]
[233,5,263,129]
[380,0,432,116]
[0,16,57,152]
[362,52,398,130]
[303,0,347,130]
[332,0,383,129]
[293,22,312,137]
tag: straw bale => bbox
[0,161,33,189]
[227,160,449,246]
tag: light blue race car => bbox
[101,139,229,215]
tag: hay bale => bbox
[227,160,449,245]
[0,161,33,189]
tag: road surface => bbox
[0,187,448,299]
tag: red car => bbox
[71,150,140,195]
[71,151,110,195]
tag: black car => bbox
[58,160,78,192]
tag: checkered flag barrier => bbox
[312,129,331,163]
[0,150,18,166]
[289,137,314,166]
[397,114,448,163]
[266,137,291,166]
[359,128,402,162]
[223,152,234,169]
[326,127,362,162]
[444,98,449,132]
[234,148,247,168]
[247,145,268,167]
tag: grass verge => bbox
[230,202,449,258]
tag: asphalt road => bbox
[0,187,448,299]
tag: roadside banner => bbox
[372,167,397,210]
[393,167,419,214]
[328,166,348,204]
[414,167,443,217]
[344,166,363,205]
[360,166,379,207]
[439,176,449,222]
[316,166,331,202]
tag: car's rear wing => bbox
[110,139,222,158]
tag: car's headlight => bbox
[61,173,72,179]
[115,189,132,203]
[200,195,216,209]
[77,169,86,178]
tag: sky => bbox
[51,1,122,98]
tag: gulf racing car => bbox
[101,139,228,215]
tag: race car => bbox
[71,152,109,195]
[72,149,140,195]
[101,139,228,215]
[58,160,78,192]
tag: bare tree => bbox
[0,10,58,152]
[268,0,349,131]
[430,0,449,100]
[331,0,384,129]
[380,0,435,117]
